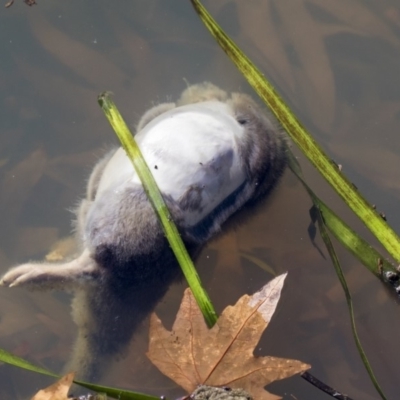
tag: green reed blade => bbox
[0,347,157,400]
[98,92,217,327]
[314,206,388,400]
[287,150,395,277]
[190,0,400,263]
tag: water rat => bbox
[0,82,287,381]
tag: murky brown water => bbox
[1,1,400,399]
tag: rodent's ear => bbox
[136,102,176,132]
[177,82,228,106]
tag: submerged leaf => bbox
[274,0,336,129]
[31,372,74,400]
[0,148,46,221]
[147,274,309,400]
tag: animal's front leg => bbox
[0,250,99,290]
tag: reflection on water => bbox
[1,1,400,399]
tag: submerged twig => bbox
[301,371,355,400]
[5,0,36,8]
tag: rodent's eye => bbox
[237,117,248,125]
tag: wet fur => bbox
[0,83,287,381]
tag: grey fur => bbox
[0,83,287,381]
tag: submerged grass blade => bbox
[189,3,393,394]
[97,92,217,327]
[240,251,276,276]
[287,151,396,277]
[286,151,389,399]
[190,0,400,262]
[0,348,157,400]
[314,205,388,400]
[0,348,58,378]
[74,381,159,400]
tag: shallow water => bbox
[1,1,400,399]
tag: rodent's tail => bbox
[65,278,174,382]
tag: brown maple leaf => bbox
[147,274,310,400]
[31,372,74,400]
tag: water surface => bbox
[1,1,400,399]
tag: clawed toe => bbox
[0,252,99,291]
[0,264,47,288]
[0,271,20,287]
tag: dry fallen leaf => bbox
[30,14,129,90]
[147,274,310,400]
[45,236,79,262]
[31,372,74,400]
[0,148,47,223]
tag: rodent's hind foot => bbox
[0,250,100,291]
[1,263,49,288]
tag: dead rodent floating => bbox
[0,82,287,381]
